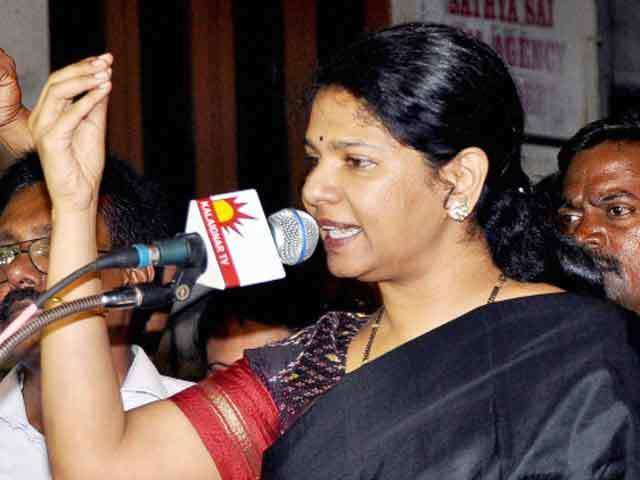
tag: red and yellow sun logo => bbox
[211,197,255,234]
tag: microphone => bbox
[268,208,319,266]
[93,234,204,270]
[93,189,319,311]
[95,208,318,270]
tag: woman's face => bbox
[302,87,450,283]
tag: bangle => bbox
[44,296,64,310]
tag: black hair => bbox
[0,151,175,247]
[533,173,605,297]
[558,110,640,175]
[311,22,573,283]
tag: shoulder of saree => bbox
[170,358,278,480]
[245,310,370,432]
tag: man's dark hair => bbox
[558,110,640,174]
[0,151,176,247]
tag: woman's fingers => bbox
[31,75,111,133]
[47,53,113,86]
[36,54,113,107]
[42,82,111,145]
[29,71,112,147]
[26,54,113,212]
[29,54,112,137]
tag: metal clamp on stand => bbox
[169,233,208,312]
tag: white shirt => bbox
[0,345,193,479]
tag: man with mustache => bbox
[0,54,192,478]
[557,112,640,313]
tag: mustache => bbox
[586,251,622,275]
[0,287,39,325]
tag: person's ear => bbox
[438,147,489,222]
[123,265,155,286]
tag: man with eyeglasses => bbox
[0,51,192,479]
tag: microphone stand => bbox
[0,236,209,364]
[0,284,176,363]
[0,294,105,363]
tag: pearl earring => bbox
[447,197,469,222]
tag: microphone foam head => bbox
[268,208,319,265]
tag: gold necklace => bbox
[361,273,507,364]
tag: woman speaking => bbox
[30,23,640,479]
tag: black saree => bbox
[262,293,640,479]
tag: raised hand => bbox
[0,48,34,157]
[28,54,113,212]
[0,48,24,129]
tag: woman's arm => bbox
[31,56,220,480]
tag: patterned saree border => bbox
[200,380,263,477]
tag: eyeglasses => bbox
[0,237,109,285]
[0,237,51,283]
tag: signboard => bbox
[391,0,600,141]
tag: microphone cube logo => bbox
[187,189,285,289]
[198,196,253,285]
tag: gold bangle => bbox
[44,296,64,310]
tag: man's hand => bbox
[28,54,113,212]
[0,48,23,129]
[0,48,34,158]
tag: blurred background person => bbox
[555,112,640,314]
[0,152,192,479]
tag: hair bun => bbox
[477,189,547,281]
